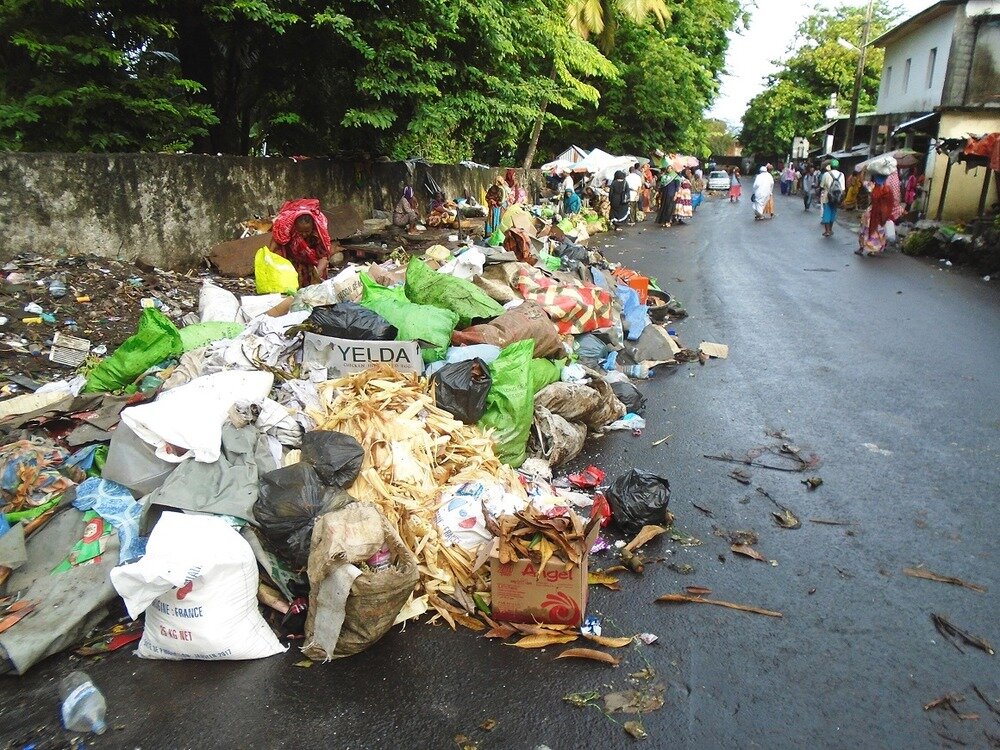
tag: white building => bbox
[869,0,1000,219]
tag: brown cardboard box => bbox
[489,520,601,626]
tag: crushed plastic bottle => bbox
[48,275,67,298]
[60,671,107,735]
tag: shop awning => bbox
[891,112,939,137]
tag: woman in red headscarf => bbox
[269,198,332,287]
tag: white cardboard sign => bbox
[303,333,423,375]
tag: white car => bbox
[707,170,731,192]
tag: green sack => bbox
[179,321,244,352]
[359,273,459,363]
[479,339,535,468]
[404,258,504,328]
[487,227,505,247]
[84,308,183,393]
[529,358,563,394]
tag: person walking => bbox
[656,167,681,227]
[751,166,774,220]
[801,165,818,211]
[820,160,846,237]
[728,167,742,202]
[625,165,642,225]
[608,170,630,229]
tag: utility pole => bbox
[844,0,875,151]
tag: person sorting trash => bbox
[269,198,332,287]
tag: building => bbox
[868,0,999,220]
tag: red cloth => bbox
[271,199,331,286]
[964,133,1000,172]
[868,184,894,232]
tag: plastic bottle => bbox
[623,364,651,379]
[60,671,108,735]
[49,275,67,298]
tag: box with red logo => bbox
[489,520,601,626]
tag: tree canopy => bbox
[739,1,902,159]
[1,0,745,162]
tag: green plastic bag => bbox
[404,258,503,328]
[359,273,459,363]
[255,246,299,294]
[487,227,505,247]
[179,321,244,352]
[479,339,535,467]
[529,358,563,394]
[84,308,183,393]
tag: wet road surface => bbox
[2,187,999,749]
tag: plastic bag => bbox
[254,463,353,568]
[610,381,647,416]
[254,246,299,295]
[534,377,627,431]
[451,301,563,358]
[110,512,285,661]
[529,358,563,394]
[430,359,492,424]
[199,281,240,323]
[299,430,364,488]
[884,219,897,243]
[84,309,183,393]
[178,321,244,352]
[478,339,535,467]
[303,504,419,660]
[306,303,397,341]
[436,483,494,549]
[359,273,458,363]
[404,258,504,328]
[605,469,671,535]
[529,405,587,468]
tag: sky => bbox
[708,0,939,127]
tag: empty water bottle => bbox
[60,671,107,735]
[48,275,67,298]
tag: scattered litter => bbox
[903,566,987,593]
[556,647,620,665]
[656,593,783,618]
[801,476,823,490]
[931,613,995,655]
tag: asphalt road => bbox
[2,187,999,750]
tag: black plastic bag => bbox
[254,463,353,568]
[307,302,397,341]
[611,381,647,416]
[605,469,670,535]
[300,430,364,488]
[430,358,492,424]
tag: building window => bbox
[927,47,937,88]
[903,58,911,91]
[885,65,893,94]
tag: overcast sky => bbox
[708,0,938,127]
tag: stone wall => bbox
[0,153,542,270]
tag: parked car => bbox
[707,170,730,192]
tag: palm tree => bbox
[568,0,669,52]
[522,0,669,168]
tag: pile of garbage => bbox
[0,204,725,695]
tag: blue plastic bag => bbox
[72,477,146,563]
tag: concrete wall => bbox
[877,9,956,114]
[925,110,1000,220]
[0,153,543,270]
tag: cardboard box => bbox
[302,333,423,376]
[490,521,600,626]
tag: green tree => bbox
[739,0,901,159]
[704,118,737,157]
[0,0,216,151]
[538,0,746,159]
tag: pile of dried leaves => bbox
[494,506,599,571]
[312,365,524,625]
